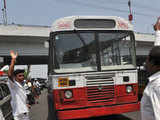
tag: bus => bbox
[47,16,140,120]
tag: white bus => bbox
[47,16,140,120]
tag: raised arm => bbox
[154,17,160,46]
[8,50,18,81]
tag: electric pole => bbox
[1,0,7,25]
[128,0,133,22]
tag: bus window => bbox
[55,33,97,71]
[99,32,133,67]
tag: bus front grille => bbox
[85,73,115,103]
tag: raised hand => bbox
[154,17,160,31]
[10,50,18,59]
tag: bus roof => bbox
[51,16,133,32]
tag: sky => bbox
[0,0,160,33]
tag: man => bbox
[154,17,160,46]
[32,79,40,104]
[24,79,35,105]
[0,109,5,120]
[7,50,30,120]
[141,18,160,120]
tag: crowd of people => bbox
[23,79,41,106]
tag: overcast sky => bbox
[1,0,160,33]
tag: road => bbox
[30,90,141,120]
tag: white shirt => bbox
[23,83,31,95]
[0,109,5,120]
[141,71,160,120]
[154,31,160,46]
[7,79,29,116]
[33,81,40,87]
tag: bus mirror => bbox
[44,40,49,48]
[143,62,146,71]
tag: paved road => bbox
[30,90,141,120]
[30,89,48,120]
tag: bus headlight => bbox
[126,86,133,93]
[64,90,73,99]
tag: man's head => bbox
[13,69,25,82]
[145,46,160,74]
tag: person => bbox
[0,109,5,120]
[33,79,41,95]
[32,79,41,104]
[154,17,160,46]
[141,46,160,120]
[24,79,35,105]
[7,50,30,120]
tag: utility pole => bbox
[1,0,7,25]
[128,0,133,23]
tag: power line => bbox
[58,0,128,13]
[58,0,156,18]
[132,2,160,13]
[90,0,128,5]
[93,0,160,12]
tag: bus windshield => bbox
[53,31,136,73]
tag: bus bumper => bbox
[57,102,140,120]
